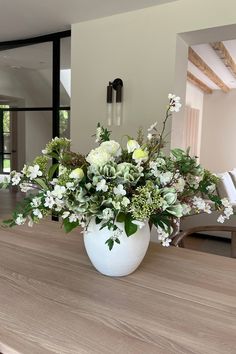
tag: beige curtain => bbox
[183,105,200,157]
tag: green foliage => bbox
[63,218,80,233]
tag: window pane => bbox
[4,132,10,153]
[60,110,70,139]
[60,37,71,107]
[0,42,52,107]
[3,154,10,173]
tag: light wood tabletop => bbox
[0,220,235,354]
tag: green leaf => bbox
[63,218,79,233]
[124,215,138,236]
[105,238,114,250]
[95,216,101,224]
[115,238,120,244]
[34,178,48,190]
[116,212,126,223]
[48,163,59,179]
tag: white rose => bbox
[69,168,84,180]
[100,140,121,157]
[86,146,111,167]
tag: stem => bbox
[157,107,171,155]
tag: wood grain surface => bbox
[0,220,235,354]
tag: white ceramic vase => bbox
[84,218,150,277]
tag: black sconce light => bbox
[106,78,123,126]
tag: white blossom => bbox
[147,133,152,141]
[147,121,157,132]
[100,140,121,157]
[27,165,42,180]
[96,179,108,192]
[33,209,43,219]
[69,214,78,223]
[162,238,172,247]
[168,94,182,112]
[113,184,126,196]
[15,214,26,225]
[31,197,42,208]
[95,126,102,143]
[62,211,70,219]
[121,197,130,207]
[217,215,225,223]
[102,208,114,220]
[19,183,34,193]
[51,185,66,199]
[11,172,22,185]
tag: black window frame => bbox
[0,30,71,174]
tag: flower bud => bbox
[69,167,84,180]
[127,139,140,153]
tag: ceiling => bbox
[188,40,236,92]
[0,0,178,42]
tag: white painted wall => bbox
[200,89,236,173]
[71,0,236,154]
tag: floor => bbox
[0,190,232,258]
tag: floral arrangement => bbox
[2,94,233,249]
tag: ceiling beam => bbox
[187,71,212,94]
[188,47,230,93]
[211,41,236,79]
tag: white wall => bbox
[71,0,236,154]
[200,89,236,173]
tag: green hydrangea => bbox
[131,182,162,220]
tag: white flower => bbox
[127,139,140,153]
[206,184,216,193]
[95,126,102,143]
[11,172,22,185]
[42,149,48,154]
[51,185,66,199]
[31,197,42,208]
[111,228,123,240]
[33,209,43,219]
[54,198,64,212]
[113,184,126,196]
[162,238,172,247]
[112,201,121,210]
[86,146,111,167]
[121,197,130,207]
[147,133,153,140]
[15,214,26,225]
[96,179,108,192]
[102,208,114,220]
[69,214,78,223]
[159,171,173,186]
[182,203,191,215]
[100,140,121,157]
[69,168,84,180]
[224,206,233,219]
[19,183,34,193]
[168,93,181,112]
[173,177,185,192]
[132,220,145,229]
[221,198,231,208]
[27,165,43,180]
[217,215,225,223]
[66,182,75,191]
[62,211,70,219]
[147,122,157,132]
[44,192,55,209]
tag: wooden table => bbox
[0,220,235,354]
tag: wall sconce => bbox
[106,78,123,126]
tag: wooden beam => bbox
[187,71,212,94]
[188,47,230,93]
[211,41,236,79]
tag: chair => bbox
[171,225,236,258]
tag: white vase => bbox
[84,218,150,277]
